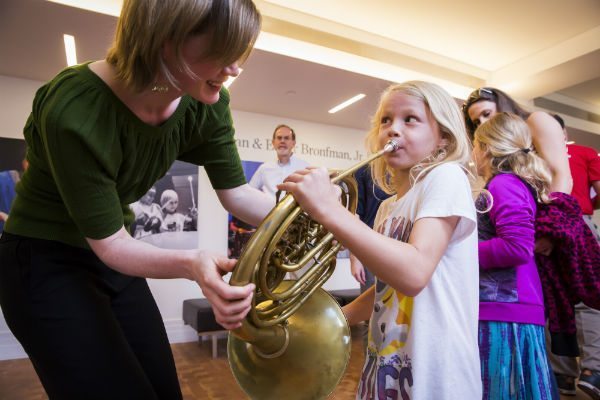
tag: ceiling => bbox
[1,0,599,147]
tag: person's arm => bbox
[87,228,254,330]
[0,211,8,222]
[527,112,573,194]
[588,150,600,210]
[349,252,366,285]
[216,183,275,226]
[278,167,458,297]
[479,175,536,268]
[349,210,366,285]
[342,285,375,325]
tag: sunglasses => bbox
[462,87,495,112]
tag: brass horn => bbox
[227,140,399,400]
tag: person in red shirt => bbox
[550,114,600,399]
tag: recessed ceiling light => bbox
[566,141,575,145]
[63,34,77,66]
[328,94,366,114]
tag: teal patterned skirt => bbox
[479,321,559,399]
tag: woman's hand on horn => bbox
[278,166,342,222]
[189,250,255,330]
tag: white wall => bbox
[0,75,363,359]
[0,75,43,139]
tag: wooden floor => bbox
[0,326,591,399]
[0,327,365,400]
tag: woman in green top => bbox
[0,1,274,398]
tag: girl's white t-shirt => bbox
[357,163,481,400]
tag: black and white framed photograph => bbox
[131,160,199,250]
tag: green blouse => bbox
[6,63,246,249]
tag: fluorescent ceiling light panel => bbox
[63,34,78,66]
[328,94,366,114]
[224,69,243,89]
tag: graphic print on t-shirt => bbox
[358,213,415,399]
[370,279,414,355]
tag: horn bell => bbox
[228,281,350,400]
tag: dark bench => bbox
[182,298,227,358]
[182,288,360,358]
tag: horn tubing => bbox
[229,139,398,355]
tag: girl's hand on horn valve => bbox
[278,166,342,223]
[190,250,255,329]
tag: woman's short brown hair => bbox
[106,0,261,92]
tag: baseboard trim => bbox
[0,331,27,360]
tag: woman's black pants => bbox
[0,232,183,400]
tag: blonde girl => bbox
[279,81,482,399]
[473,112,557,399]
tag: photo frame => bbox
[132,160,199,250]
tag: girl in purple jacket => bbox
[473,112,558,399]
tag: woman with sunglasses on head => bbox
[463,87,572,195]
[0,1,274,399]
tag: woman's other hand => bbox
[189,250,255,330]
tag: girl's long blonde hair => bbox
[366,81,474,194]
[475,112,552,203]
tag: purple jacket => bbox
[476,173,545,326]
